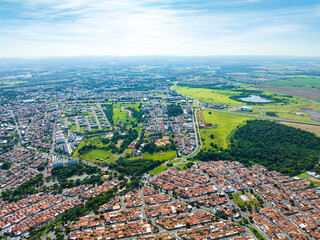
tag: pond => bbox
[239,95,272,103]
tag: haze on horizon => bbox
[1,0,320,58]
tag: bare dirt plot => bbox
[279,122,320,136]
[301,108,320,122]
[116,139,124,148]
[256,86,320,100]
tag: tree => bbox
[186,222,191,228]
[1,161,12,170]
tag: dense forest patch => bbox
[194,120,320,176]
[109,158,163,177]
[228,120,320,176]
[167,104,183,117]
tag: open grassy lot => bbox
[265,104,316,122]
[231,190,264,211]
[173,86,241,107]
[200,111,255,149]
[297,173,320,186]
[174,164,188,170]
[82,149,113,161]
[149,164,169,175]
[112,105,143,131]
[144,151,176,161]
[279,122,320,136]
[113,107,128,122]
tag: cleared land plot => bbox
[297,173,320,186]
[265,105,316,122]
[200,111,254,149]
[279,122,320,136]
[258,86,320,100]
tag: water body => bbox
[239,95,272,103]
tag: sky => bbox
[0,0,319,57]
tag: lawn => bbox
[149,164,169,175]
[144,151,176,161]
[200,111,255,149]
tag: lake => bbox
[239,95,272,103]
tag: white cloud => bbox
[0,0,319,57]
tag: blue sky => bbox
[0,0,319,57]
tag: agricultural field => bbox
[200,111,255,149]
[257,86,320,101]
[263,76,320,88]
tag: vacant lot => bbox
[82,149,113,162]
[258,86,320,100]
[200,111,254,149]
[149,164,169,175]
[297,173,320,186]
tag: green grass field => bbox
[149,164,169,175]
[264,104,316,122]
[297,173,320,186]
[113,107,128,122]
[173,86,307,109]
[144,151,176,161]
[174,164,188,170]
[200,111,255,149]
[173,86,241,107]
[82,149,113,161]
